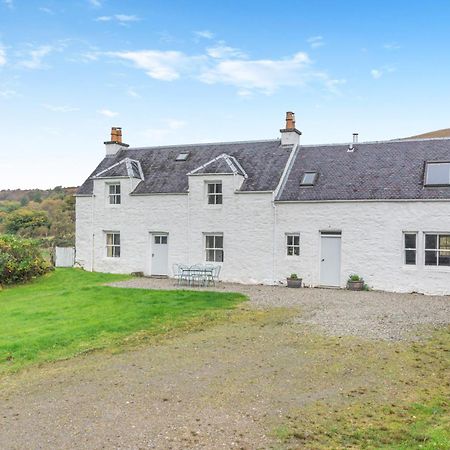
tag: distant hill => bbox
[0,187,78,202]
[403,128,450,140]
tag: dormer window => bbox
[176,151,190,161]
[300,172,318,186]
[424,162,450,186]
[207,182,222,205]
[108,183,121,204]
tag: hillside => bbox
[403,128,450,140]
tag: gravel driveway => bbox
[110,278,450,341]
[1,278,449,450]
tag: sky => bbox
[1,0,450,189]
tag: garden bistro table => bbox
[174,264,219,287]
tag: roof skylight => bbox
[300,172,318,186]
[425,162,450,186]
[175,152,190,161]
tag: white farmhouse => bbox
[76,113,450,295]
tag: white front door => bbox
[320,233,341,287]
[151,234,168,276]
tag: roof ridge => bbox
[125,138,280,151]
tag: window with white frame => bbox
[106,232,120,257]
[425,233,450,266]
[205,234,223,262]
[207,182,222,205]
[108,183,121,205]
[403,232,417,265]
[286,234,300,256]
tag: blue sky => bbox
[1,0,450,189]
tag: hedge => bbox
[0,235,52,286]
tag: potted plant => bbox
[287,273,302,288]
[347,274,364,291]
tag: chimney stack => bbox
[111,127,122,143]
[353,133,358,144]
[104,126,129,156]
[280,111,301,146]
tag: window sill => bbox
[401,265,418,270]
[423,265,450,273]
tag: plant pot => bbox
[347,280,364,291]
[287,278,302,288]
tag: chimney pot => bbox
[285,111,295,130]
[353,133,358,144]
[111,127,122,143]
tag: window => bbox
[286,234,300,256]
[424,162,450,186]
[175,152,190,161]
[403,233,417,265]
[207,182,223,205]
[106,232,120,257]
[425,233,450,266]
[108,183,121,204]
[154,235,168,245]
[205,234,223,262]
[300,172,317,186]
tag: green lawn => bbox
[0,269,245,374]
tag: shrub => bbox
[289,273,298,279]
[349,274,361,282]
[0,235,52,285]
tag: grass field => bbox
[0,269,245,374]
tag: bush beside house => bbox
[0,235,52,286]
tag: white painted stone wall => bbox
[275,201,450,295]
[75,174,275,283]
[76,176,450,294]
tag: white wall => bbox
[275,201,450,295]
[75,174,275,283]
[76,177,450,294]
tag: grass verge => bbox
[273,329,450,449]
[0,268,245,374]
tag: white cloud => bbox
[371,66,396,79]
[39,7,54,14]
[206,43,246,59]
[141,119,187,142]
[3,0,13,9]
[0,47,6,66]
[126,87,140,98]
[43,104,79,113]
[19,45,54,69]
[0,89,17,98]
[88,0,102,7]
[199,52,317,94]
[98,108,119,117]
[110,50,199,81]
[96,14,140,24]
[383,42,401,50]
[371,69,382,79]
[307,36,325,49]
[109,47,343,96]
[194,30,214,39]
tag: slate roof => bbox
[77,140,291,195]
[277,138,450,201]
[77,136,450,201]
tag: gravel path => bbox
[110,278,450,341]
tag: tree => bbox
[4,209,50,237]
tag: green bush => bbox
[349,274,362,282]
[0,235,52,285]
